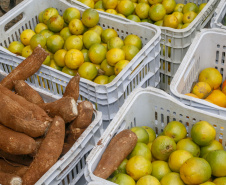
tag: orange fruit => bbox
[130,126,149,144]
[182,11,197,24]
[154,20,164,26]
[200,140,224,158]
[100,59,115,76]
[135,3,150,19]
[78,62,98,80]
[79,0,95,8]
[62,66,78,76]
[112,173,135,185]
[172,12,183,24]
[53,49,67,67]
[38,11,44,23]
[162,0,176,14]
[199,68,222,89]
[181,23,190,28]
[30,34,46,50]
[200,182,216,185]
[213,177,226,185]
[127,14,141,22]
[109,75,116,82]
[148,0,163,5]
[107,37,124,50]
[89,25,103,35]
[63,7,81,24]
[128,142,152,161]
[137,175,160,185]
[88,43,107,64]
[117,0,135,16]
[40,29,54,39]
[105,9,117,15]
[142,126,156,143]
[35,23,48,34]
[82,8,99,28]
[205,90,226,107]
[49,59,62,71]
[81,49,91,62]
[60,27,72,41]
[65,49,84,69]
[180,157,211,184]
[102,0,118,9]
[174,3,184,12]
[191,82,212,99]
[42,8,59,24]
[160,172,185,185]
[22,45,33,58]
[94,75,109,84]
[112,158,128,176]
[114,60,130,75]
[185,93,199,98]
[122,45,139,61]
[191,121,216,147]
[182,3,198,14]
[83,30,101,49]
[42,55,51,66]
[94,1,105,9]
[46,35,64,53]
[101,28,118,44]
[149,4,166,22]
[151,161,171,181]
[177,138,200,157]
[47,15,64,33]
[124,34,142,50]
[20,29,36,46]
[198,3,207,13]
[222,80,226,95]
[106,48,125,66]
[64,35,83,51]
[68,19,85,35]
[163,14,179,28]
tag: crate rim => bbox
[210,0,226,29]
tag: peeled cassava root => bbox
[22,116,65,185]
[93,130,138,179]
[0,46,49,90]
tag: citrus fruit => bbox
[174,3,184,12]
[182,3,198,14]
[107,37,124,50]
[213,177,226,185]
[141,18,153,23]
[199,68,222,89]
[106,48,125,66]
[206,150,226,177]
[62,66,77,76]
[38,11,44,23]
[30,34,46,50]
[200,182,216,185]
[111,173,135,185]
[112,159,128,176]
[94,63,101,70]
[148,0,163,5]
[124,34,142,50]
[127,15,141,22]
[182,11,197,24]
[83,30,101,49]
[117,0,135,16]
[82,8,99,28]
[200,140,224,157]
[102,0,118,9]
[137,175,161,185]
[60,27,72,41]
[128,142,152,161]
[40,29,54,39]
[149,4,166,22]
[64,35,83,51]
[20,29,36,46]
[65,49,84,69]
[94,1,105,9]
[109,75,116,82]
[126,155,152,181]
[185,93,199,98]
[122,45,139,61]
[206,90,226,107]
[105,9,117,15]
[163,121,187,143]
[130,126,149,144]
[42,8,59,24]
[168,150,193,172]
[49,59,62,71]
[79,0,95,8]
[142,126,156,143]
[42,55,51,66]
[172,12,183,24]
[94,75,109,84]
[191,82,212,99]
[100,59,115,76]
[181,23,190,28]
[177,137,200,157]
[191,121,216,146]
[117,13,127,18]
[78,62,98,80]
[151,161,171,181]
[89,25,103,35]
[135,3,149,19]
[34,23,48,34]
[162,0,176,14]
[114,60,129,75]
[222,79,226,94]
[46,35,64,53]
[198,3,207,13]
[163,14,179,28]
[53,49,67,67]
[154,20,164,26]
[180,157,212,184]
[151,135,176,161]
[47,15,64,33]
[161,172,185,185]
[101,28,118,44]
[147,142,152,151]
[21,45,33,58]
[81,49,91,62]
[88,43,107,64]
[68,19,85,35]
[63,7,81,24]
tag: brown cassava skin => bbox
[0,46,49,90]
[63,73,80,102]
[69,101,93,129]
[0,92,50,137]
[0,159,28,177]
[39,97,78,123]
[22,116,65,185]
[29,138,44,157]
[93,129,138,179]
[0,124,36,155]
[61,143,72,156]
[0,84,52,125]
[0,171,22,185]
[66,127,86,145]
[13,80,44,105]
[0,150,32,166]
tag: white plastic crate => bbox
[170,28,226,116]
[0,69,103,185]
[0,0,161,124]
[84,86,226,184]
[210,0,226,29]
[74,0,219,92]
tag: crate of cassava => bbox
[0,51,103,185]
[72,0,219,92]
[0,0,161,124]
[210,0,226,29]
[84,86,226,184]
[170,28,226,117]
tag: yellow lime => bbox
[127,14,141,22]
[137,175,161,185]
[100,59,115,76]
[182,11,197,24]
[22,45,33,58]
[135,3,149,19]
[30,34,46,50]
[62,66,78,76]
[82,8,99,28]
[101,28,118,44]
[198,3,207,13]
[114,59,129,75]
[40,29,54,39]
[89,25,103,35]
[35,23,48,34]
[46,35,64,53]
[42,8,59,25]
[112,173,135,185]
[102,0,118,9]
[94,1,105,9]
[78,62,98,80]
[47,15,64,33]
[60,27,72,41]
[64,35,83,51]
[177,137,200,157]
[112,159,128,176]
[106,48,125,66]
[124,34,142,50]
[149,3,166,22]
[142,126,156,143]
[213,177,226,185]
[43,55,51,66]
[53,49,67,67]
[151,161,171,181]
[83,30,101,49]
[20,29,36,46]
[163,14,179,28]
[105,9,117,15]
[68,19,85,35]
[81,49,91,62]
[128,142,152,161]
[148,0,163,5]
[38,11,44,23]
[88,43,107,64]
[94,75,109,84]
[49,59,62,71]
[109,75,116,82]
[107,37,124,50]
[161,172,185,185]
[65,49,84,69]
[63,7,81,24]
[200,140,224,158]
[130,126,149,144]
[79,0,95,8]
[122,44,139,61]
[117,0,135,16]
[172,12,183,24]
[182,3,198,14]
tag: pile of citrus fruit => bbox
[78,0,206,29]
[108,121,226,185]
[7,7,143,84]
[185,67,226,108]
